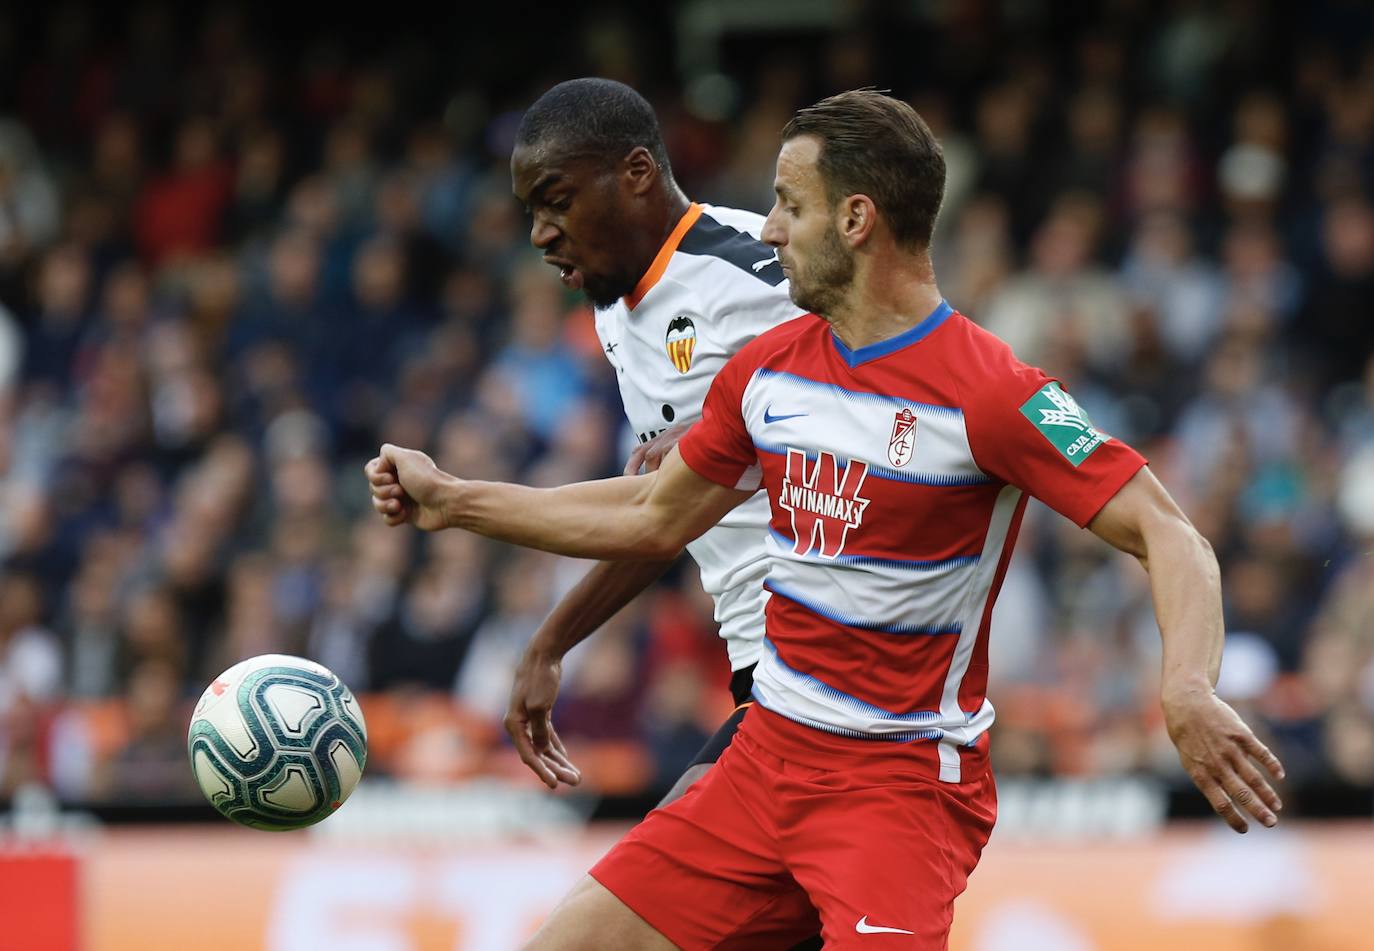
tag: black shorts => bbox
[687,662,756,768]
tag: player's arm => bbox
[365,441,753,560]
[369,436,737,789]
[1087,467,1285,833]
[506,556,675,788]
[505,423,701,788]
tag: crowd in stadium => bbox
[0,3,1371,812]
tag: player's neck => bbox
[828,254,943,351]
[657,189,693,245]
[630,188,694,284]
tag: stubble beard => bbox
[788,227,855,319]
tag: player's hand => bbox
[364,444,454,532]
[1163,686,1285,833]
[505,644,582,790]
[624,422,693,476]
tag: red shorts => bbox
[592,706,997,949]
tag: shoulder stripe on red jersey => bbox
[753,368,965,417]
[767,528,979,570]
[764,580,963,636]
[754,442,994,487]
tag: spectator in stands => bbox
[0,4,1365,811]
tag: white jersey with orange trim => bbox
[594,202,806,670]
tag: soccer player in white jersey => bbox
[506,79,805,804]
[369,90,1286,949]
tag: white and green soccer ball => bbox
[188,654,367,831]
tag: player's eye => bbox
[550,196,572,211]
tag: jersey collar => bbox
[625,203,704,310]
[829,299,954,368]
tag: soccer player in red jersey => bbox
[367,90,1285,949]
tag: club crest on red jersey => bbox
[888,407,917,468]
[665,315,697,374]
[778,448,870,559]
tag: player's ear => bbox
[623,146,658,196]
[838,194,876,248]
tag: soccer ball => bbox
[187,654,367,831]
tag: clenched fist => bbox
[364,444,456,532]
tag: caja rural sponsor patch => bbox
[1019,382,1110,466]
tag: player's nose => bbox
[761,205,785,248]
[530,214,560,250]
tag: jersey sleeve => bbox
[962,342,1146,527]
[677,349,762,491]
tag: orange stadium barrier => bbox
[0,824,1367,949]
[22,822,1363,950]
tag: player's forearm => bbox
[445,475,687,560]
[529,557,677,660]
[1137,514,1225,700]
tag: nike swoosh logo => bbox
[762,405,807,424]
[856,916,915,936]
[751,256,777,272]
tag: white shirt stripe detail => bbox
[765,532,976,633]
[741,370,987,485]
[934,484,1022,782]
[751,639,947,742]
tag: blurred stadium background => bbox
[0,1,1371,948]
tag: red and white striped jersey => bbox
[678,301,1146,782]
